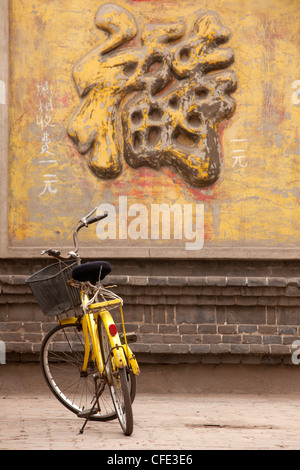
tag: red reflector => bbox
[109,324,118,336]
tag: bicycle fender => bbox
[59,317,78,326]
[100,310,127,368]
[123,344,140,376]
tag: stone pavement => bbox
[2,392,300,451]
[1,363,300,450]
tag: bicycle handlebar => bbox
[41,209,108,261]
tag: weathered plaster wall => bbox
[5,0,300,259]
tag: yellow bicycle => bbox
[27,208,140,436]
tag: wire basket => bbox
[26,260,81,316]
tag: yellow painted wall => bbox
[8,0,300,256]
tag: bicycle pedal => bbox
[77,408,98,419]
[120,332,137,344]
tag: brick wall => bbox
[1,266,300,365]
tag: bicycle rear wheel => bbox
[41,322,117,421]
[98,316,134,436]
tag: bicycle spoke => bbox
[41,323,117,421]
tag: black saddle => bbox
[72,261,111,285]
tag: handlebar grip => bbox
[87,212,108,225]
[40,249,61,257]
[51,249,61,256]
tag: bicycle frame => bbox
[59,291,140,378]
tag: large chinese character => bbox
[67,4,237,187]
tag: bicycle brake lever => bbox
[81,207,97,226]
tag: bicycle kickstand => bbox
[78,373,105,435]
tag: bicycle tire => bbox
[98,316,134,435]
[41,322,117,421]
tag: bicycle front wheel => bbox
[98,316,134,435]
[41,322,117,421]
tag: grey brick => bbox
[158,324,178,334]
[238,325,258,334]
[227,306,266,324]
[258,325,277,334]
[24,333,43,342]
[152,305,165,323]
[170,344,190,354]
[206,277,227,286]
[220,297,238,307]
[285,285,300,297]
[187,277,207,286]
[197,324,217,334]
[140,324,158,333]
[230,344,250,354]
[131,343,150,353]
[282,335,300,345]
[218,325,237,334]
[270,344,291,355]
[257,296,277,306]
[165,296,178,305]
[210,344,230,354]
[242,334,262,344]
[202,334,221,344]
[190,344,210,354]
[178,296,197,305]
[150,344,170,354]
[215,309,225,326]
[23,322,42,332]
[226,277,247,286]
[266,307,276,324]
[276,307,300,325]
[263,335,281,345]
[181,286,201,296]
[162,334,181,344]
[128,276,148,286]
[176,305,215,324]
[138,295,159,305]
[247,278,268,287]
[235,296,258,306]
[148,277,167,286]
[1,331,23,342]
[222,334,242,344]
[198,296,218,305]
[278,296,300,306]
[181,334,201,344]
[167,276,187,286]
[249,344,270,354]
[107,275,129,285]
[267,277,287,287]
[179,324,197,334]
[141,334,162,344]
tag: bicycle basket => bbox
[26,260,81,316]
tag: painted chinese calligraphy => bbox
[231,139,248,168]
[36,82,58,196]
[67,4,237,187]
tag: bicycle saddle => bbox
[72,261,111,284]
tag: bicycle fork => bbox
[59,311,134,377]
